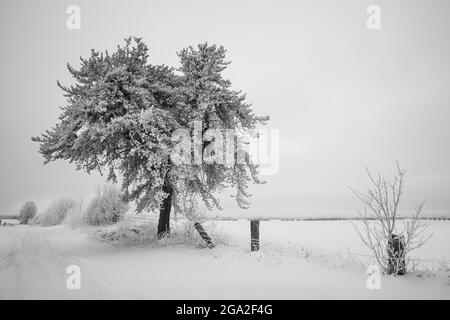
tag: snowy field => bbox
[0,219,449,299]
[218,220,450,263]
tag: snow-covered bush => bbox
[85,186,129,226]
[63,201,86,229]
[40,198,77,227]
[19,201,37,224]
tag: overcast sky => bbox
[1,0,449,217]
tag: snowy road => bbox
[0,226,138,299]
[0,224,449,299]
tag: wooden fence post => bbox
[194,222,215,249]
[250,220,260,251]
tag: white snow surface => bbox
[0,220,449,299]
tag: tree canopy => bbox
[33,37,269,216]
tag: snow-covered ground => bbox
[0,220,449,299]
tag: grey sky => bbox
[1,0,449,217]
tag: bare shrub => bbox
[85,185,129,226]
[350,162,431,275]
[19,201,37,224]
[40,198,77,226]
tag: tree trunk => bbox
[157,183,173,239]
[387,234,406,275]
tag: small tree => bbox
[32,38,268,238]
[350,162,431,275]
[19,201,37,224]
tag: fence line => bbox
[222,233,450,268]
[124,215,450,267]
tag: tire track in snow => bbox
[0,227,141,299]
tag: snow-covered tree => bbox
[19,201,37,224]
[32,38,268,238]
